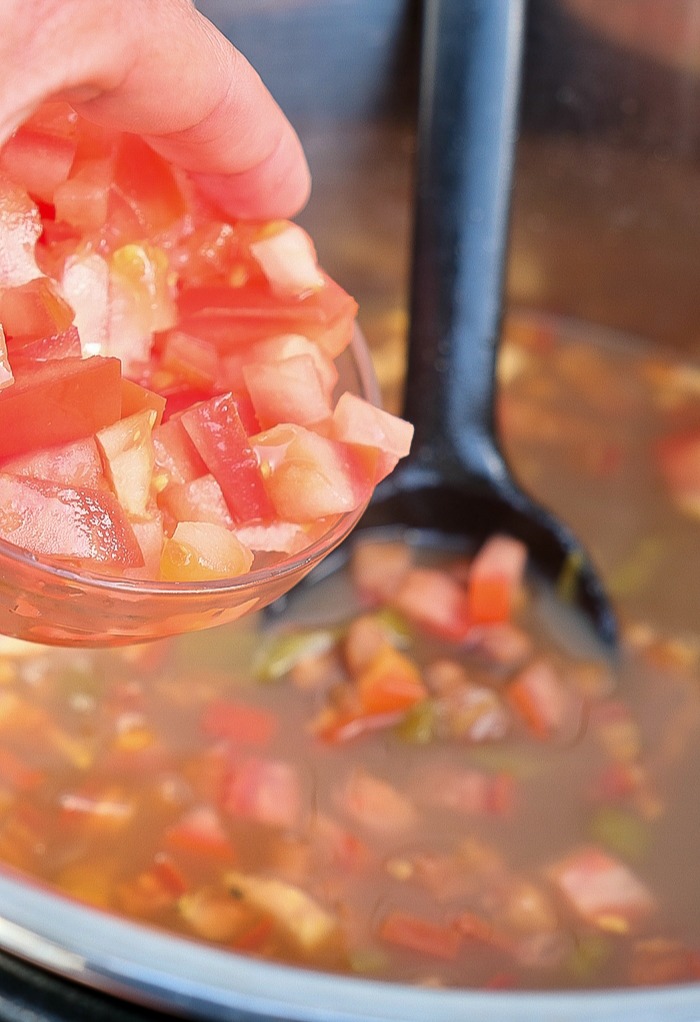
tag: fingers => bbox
[0,0,311,219]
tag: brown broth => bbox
[0,313,698,990]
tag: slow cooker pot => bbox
[0,1,698,1019]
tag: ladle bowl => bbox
[0,331,380,647]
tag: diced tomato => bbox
[0,171,43,286]
[96,409,157,517]
[181,394,274,524]
[164,805,236,860]
[0,125,77,204]
[355,646,427,716]
[219,333,338,400]
[394,567,472,642]
[53,158,111,232]
[0,356,121,459]
[337,769,417,835]
[350,539,414,605]
[152,416,208,488]
[159,474,233,530]
[0,276,74,340]
[160,330,219,390]
[178,271,357,357]
[249,222,324,297]
[547,846,656,931]
[8,324,81,363]
[465,535,527,625]
[378,910,462,960]
[201,699,279,747]
[120,378,166,426]
[332,392,414,483]
[656,428,700,518]
[160,521,253,581]
[253,424,375,523]
[243,354,333,430]
[60,249,110,354]
[0,474,144,568]
[110,134,186,237]
[117,854,189,917]
[232,520,309,555]
[0,436,104,488]
[221,755,302,830]
[107,244,177,370]
[127,513,165,579]
[507,660,580,741]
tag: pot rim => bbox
[0,867,696,1022]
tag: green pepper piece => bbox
[588,806,651,863]
[254,629,337,682]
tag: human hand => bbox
[0,0,311,219]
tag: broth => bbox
[0,313,697,991]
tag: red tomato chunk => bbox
[0,103,413,580]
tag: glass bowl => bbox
[0,330,380,647]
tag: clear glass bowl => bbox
[0,330,380,647]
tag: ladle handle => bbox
[403,0,525,478]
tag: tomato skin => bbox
[182,394,274,525]
[0,356,122,459]
[0,474,144,568]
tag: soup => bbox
[0,313,697,991]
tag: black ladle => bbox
[280,0,617,647]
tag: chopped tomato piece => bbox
[201,699,279,747]
[547,846,656,932]
[110,134,186,236]
[0,276,74,340]
[243,354,333,430]
[159,474,234,530]
[177,271,357,357]
[249,222,324,297]
[0,356,121,459]
[355,646,427,716]
[253,424,375,523]
[152,416,208,488]
[656,428,700,518]
[160,521,253,581]
[181,394,274,524]
[120,378,166,426]
[378,911,462,960]
[337,769,417,835]
[394,567,472,642]
[350,538,413,604]
[164,805,236,860]
[0,474,144,568]
[96,409,157,517]
[465,535,527,625]
[508,660,580,740]
[0,436,104,489]
[0,123,77,205]
[159,330,219,390]
[0,171,42,286]
[221,755,302,830]
[332,392,414,483]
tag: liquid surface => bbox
[0,313,697,991]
